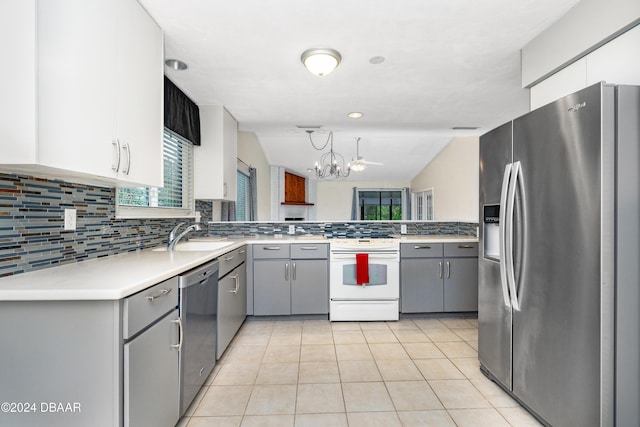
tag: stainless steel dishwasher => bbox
[178,260,219,416]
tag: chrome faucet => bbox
[167,222,202,251]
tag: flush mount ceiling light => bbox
[165,59,188,70]
[347,112,364,119]
[300,48,342,76]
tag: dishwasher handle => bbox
[171,317,183,352]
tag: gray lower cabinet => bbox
[401,242,478,313]
[124,308,180,427]
[0,276,180,427]
[254,258,291,315]
[291,259,328,314]
[217,246,247,359]
[252,243,328,316]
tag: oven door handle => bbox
[331,254,399,261]
[331,252,399,259]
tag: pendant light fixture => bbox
[307,131,351,179]
[301,48,342,76]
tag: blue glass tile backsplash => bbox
[0,173,477,278]
[0,173,188,277]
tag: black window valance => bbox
[164,76,201,146]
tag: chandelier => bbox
[307,131,351,179]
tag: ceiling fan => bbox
[351,137,383,171]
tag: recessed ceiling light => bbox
[165,59,188,70]
[347,112,364,119]
[369,56,385,65]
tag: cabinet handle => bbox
[224,255,235,261]
[229,274,239,294]
[414,245,432,249]
[171,318,183,352]
[112,139,121,172]
[239,250,246,254]
[285,263,289,281]
[292,262,296,280]
[122,143,131,175]
[263,246,281,250]
[446,261,451,279]
[147,288,172,301]
[458,244,475,249]
[439,261,443,279]
[223,182,227,197]
[300,246,318,250]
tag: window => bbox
[413,189,434,220]
[236,169,250,221]
[117,128,194,218]
[357,189,403,220]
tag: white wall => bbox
[410,137,479,222]
[237,131,271,221]
[316,179,410,221]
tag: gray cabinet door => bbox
[124,309,180,427]
[253,260,291,315]
[400,258,443,312]
[217,264,247,359]
[443,257,478,312]
[291,259,328,314]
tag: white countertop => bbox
[0,242,246,301]
[0,235,475,302]
[391,235,479,243]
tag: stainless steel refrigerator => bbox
[478,82,639,427]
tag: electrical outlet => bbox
[195,211,201,222]
[288,225,295,234]
[64,208,77,231]
[400,224,407,234]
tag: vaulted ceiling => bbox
[141,0,581,181]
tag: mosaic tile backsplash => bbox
[206,220,477,239]
[0,173,477,278]
[0,173,202,277]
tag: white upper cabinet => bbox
[0,0,163,188]
[194,106,238,201]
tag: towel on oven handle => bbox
[356,253,369,285]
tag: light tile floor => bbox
[177,317,542,427]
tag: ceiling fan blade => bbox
[361,159,383,166]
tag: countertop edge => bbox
[0,236,477,302]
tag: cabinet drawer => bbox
[400,242,443,258]
[123,277,178,339]
[219,245,247,277]
[252,244,290,259]
[291,243,328,259]
[444,242,478,257]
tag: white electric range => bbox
[329,238,400,321]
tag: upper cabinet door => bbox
[37,0,119,181]
[194,106,238,201]
[116,0,164,188]
[0,0,163,188]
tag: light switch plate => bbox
[400,224,407,234]
[64,208,77,231]
[288,225,295,234]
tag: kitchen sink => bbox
[152,241,234,252]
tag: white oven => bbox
[329,239,400,321]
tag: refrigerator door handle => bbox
[505,161,521,310]
[498,163,513,307]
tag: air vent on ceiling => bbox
[296,125,323,129]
